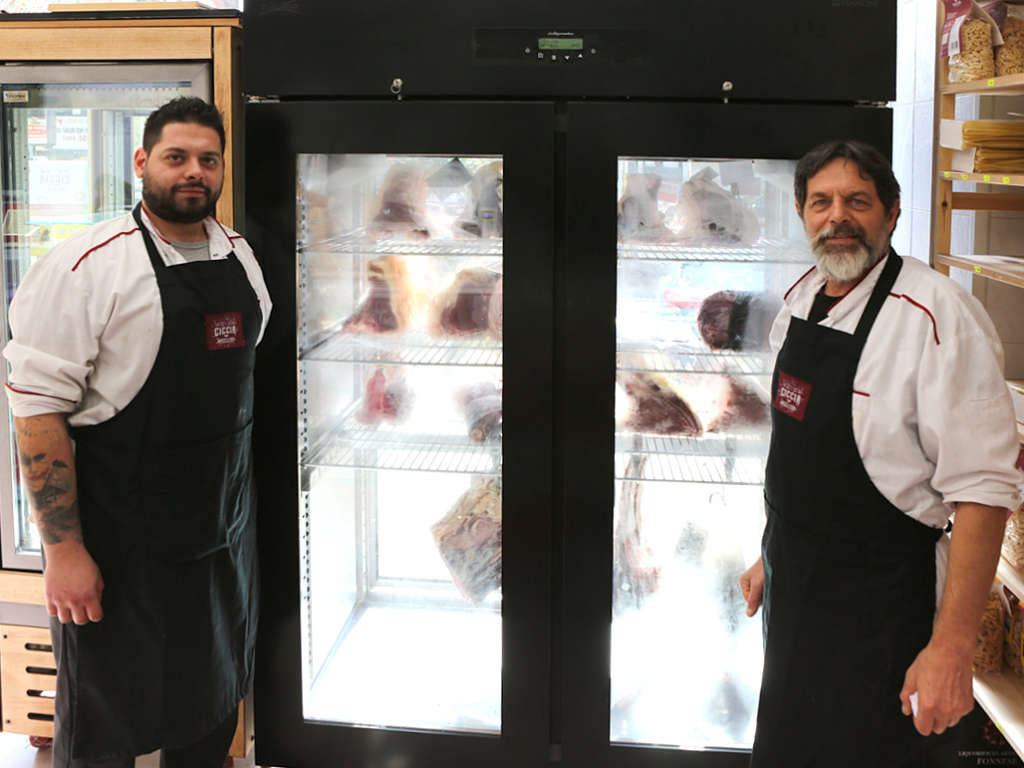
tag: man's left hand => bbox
[899,640,974,736]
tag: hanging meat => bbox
[614,456,661,610]
[429,267,502,337]
[455,161,503,238]
[456,381,502,443]
[619,371,703,436]
[431,477,502,604]
[355,367,413,425]
[697,290,782,353]
[667,166,760,245]
[367,163,431,240]
[342,254,416,334]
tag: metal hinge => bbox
[855,100,889,108]
[244,94,281,104]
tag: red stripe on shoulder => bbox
[784,266,816,301]
[890,293,940,345]
[5,383,77,403]
[71,228,140,272]
[853,390,871,397]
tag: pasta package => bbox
[942,0,1004,83]
[974,588,1005,672]
[1003,500,1024,569]
[961,120,1024,149]
[996,6,1024,75]
[1005,592,1024,677]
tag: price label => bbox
[988,78,996,86]
[961,174,970,180]
[984,175,991,182]
[974,266,983,274]
[944,171,952,178]
[1004,176,1012,184]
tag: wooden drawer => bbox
[0,624,55,738]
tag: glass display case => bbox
[0,63,209,569]
[610,156,811,750]
[296,153,504,733]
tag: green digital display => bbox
[538,37,583,51]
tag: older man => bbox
[739,140,1022,767]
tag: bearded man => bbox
[4,97,271,768]
[738,140,1021,767]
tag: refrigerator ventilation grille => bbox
[618,239,808,264]
[615,433,768,485]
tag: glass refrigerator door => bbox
[297,154,504,733]
[611,156,810,750]
[0,64,209,569]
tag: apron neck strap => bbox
[132,203,171,275]
[852,250,902,346]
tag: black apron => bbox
[54,204,261,761]
[750,253,942,768]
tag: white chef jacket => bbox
[772,252,1023,604]
[4,209,272,426]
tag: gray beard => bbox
[811,234,889,285]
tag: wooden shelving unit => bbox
[933,5,1024,759]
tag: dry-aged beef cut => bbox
[429,267,502,337]
[619,372,703,436]
[342,255,415,334]
[487,276,503,340]
[368,164,431,240]
[456,381,502,444]
[617,173,671,242]
[705,377,769,433]
[697,290,781,352]
[432,477,502,604]
[455,161,503,238]
[614,456,660,609]
[356,367,412,425]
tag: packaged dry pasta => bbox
[1004,500,1024,569]
[961,119,1024,149]
[996,5,1024,76]
[942,0,1004,82]
[974,587,1006,672]
[1005,590,1023,676]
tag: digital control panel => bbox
[474,28,646,65]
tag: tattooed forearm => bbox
[13,414,81,549]
[36,499,82,545]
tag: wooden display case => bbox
[0,10,252,758]
[933,6,1024,760]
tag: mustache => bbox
[173,182,210,193]
[812,223,867,248]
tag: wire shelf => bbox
[615,432,769,485]
[618,238,810,264]
[304,421,501,476]
[617,343,772,376]
[302,331,502,367]
[302,230,503,258]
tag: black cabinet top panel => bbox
[243,0,895,102]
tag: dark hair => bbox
[142,96,225,153]
[794,140,900,215]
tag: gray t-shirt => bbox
[169,239,211,263]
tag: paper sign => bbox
[54,115,88,151]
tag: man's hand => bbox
[739,557,765,617]
[899,640,974,735]
[44,541,104,625]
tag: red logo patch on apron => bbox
[774,372,812,421]
[205,312,244,350]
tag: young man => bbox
[5,97,271,768]
[740,140,1022,767]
